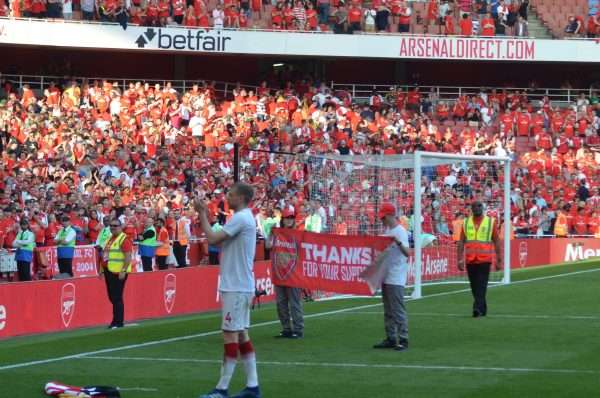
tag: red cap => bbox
[376,202,396,218]
[281,209,296,219]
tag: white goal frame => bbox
[412,151,512,299]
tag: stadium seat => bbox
[413,25,424,35]
[537,5,549,16]
[427,25,440,35]
[443,120,455,127]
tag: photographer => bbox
[265,209,304,339]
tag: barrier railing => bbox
[1,72,592,106]
[329,83,594,107]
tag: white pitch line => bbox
[1,267,598,372]
[350,311,600,320]
[119,387,159,392]
[81,355,596,375]
[0,303,380,372]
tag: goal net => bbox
[302,151,512,299]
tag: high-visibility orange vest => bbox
[175,219,189,246]
[463,216,495,263]
[398,216,409,231]
[554,213,568,236]
[156,227,171,256]
[500,220,514,240]
[452,219,464,241]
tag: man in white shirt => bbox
[189,110,205,137]
[213,3,225,28]
[443,170,458,188]
[194,182,262,398]
[373,203,411,351]
[99,158,121,178]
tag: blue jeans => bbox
[319,4,330,24]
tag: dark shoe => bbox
[198,388,228,398]
[289,331,303,339]
[274,330,294,338]
[230,386,262,398]
[373,339,396,349]
[395,340,409,351]
[472,310,480,318]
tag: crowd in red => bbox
[2,0,598,38]
[1,74,600,258]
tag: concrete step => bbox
[526,11,553,39]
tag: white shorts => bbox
[221,291,253,332]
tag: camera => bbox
[254,288,267,298]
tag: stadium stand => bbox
[1,71,599,281]
[1,0,597,39]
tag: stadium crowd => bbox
[0,72,600,280]
[1,0,599,37]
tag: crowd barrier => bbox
[0,261,275,338]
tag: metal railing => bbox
[1,72,595,106]
[0,73,259,100]
[329,83,597,106]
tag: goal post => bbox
[412,151,511,299]
[300,150,512,299]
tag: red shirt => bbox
[459,18,473,36]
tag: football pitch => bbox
[1,261,600,398]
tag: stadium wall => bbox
[2,19,600,62]
[0,238,597,339]
[0,261,275,339]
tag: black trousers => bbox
[466,262,491,315]
[156,255,168,270]
[141,256,153,272]
[104,270,128,327]
[57,257,73,276]
[17,261,32,282]
[208,251,219,265]
[173,242,187,268]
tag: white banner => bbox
[1,19,599,62]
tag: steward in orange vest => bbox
[154,218,171,271]
[457,200,502,317]
[554,207,569,237]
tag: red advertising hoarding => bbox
[509,238,600,268]
[0,261,274,338]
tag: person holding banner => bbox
[13,218,35,282]
[373,202,411,351]
[99,219,133,329]
[193,182,262,398]
[137,217,157,272]
[265,209,304,339]
[457,200,502,317]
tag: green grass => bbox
[2,261,600,398]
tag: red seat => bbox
[425,24,440,35]
[412,25,424,35]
